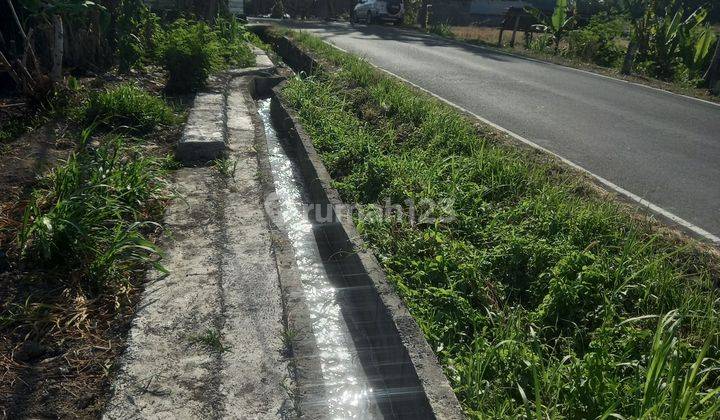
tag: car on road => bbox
[352,0,404,25]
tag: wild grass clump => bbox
[84,83,176,132]
[429,22,455,39]
[278,29,720,418]
[157,18,255,93]
[214,17,256,68]
[19,134,167,289]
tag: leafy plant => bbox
[618,0,716,82]
[158,19,221,93]
[19,136,167,289]
[214,157,238,178]
[116,0,161,72]
[84,83,176,132]
[528,0,576,54]
[566,15,625,67]
[156,18,255,92]
[214,17,256,68]
[650,5,713,80]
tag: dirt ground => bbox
[0,70,183,418]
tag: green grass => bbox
[276,29,720,418]
[189,328,229,353]
[214,157,238,179]
[19,132,168,290]
[84,83,176,133]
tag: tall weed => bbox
[19,137,167,289]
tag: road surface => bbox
[276,21,720,241]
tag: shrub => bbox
[157,18,255,92]
[84,83,176,132]
[214,17,256,68]
[159,19,221,93]
[566,15,625,67]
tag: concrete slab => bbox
[105,77,290,419]
[176,92,226,165]
[254,50,275,69]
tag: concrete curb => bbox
[175,92,227,164]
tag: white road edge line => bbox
[312,35,720,245]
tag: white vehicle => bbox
[352,0,404,25]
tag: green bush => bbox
[157,18,255,92]
[214,17,256,68]
[566,16,625,67]
[158,19,220,93]
[84,83,176,132]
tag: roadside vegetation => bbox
[427,0,720,96]
[274,28,720,418]
[1,2,256,415]
[84,83,178,132]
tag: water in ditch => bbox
[257,98,379,418]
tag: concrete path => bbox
[275,21,720,241]
[104,75,291,419]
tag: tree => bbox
[528,0,575,54]
[1,0,106,97]
[618,0,648,74]
[704,39,720,93]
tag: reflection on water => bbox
[258,98,376,419]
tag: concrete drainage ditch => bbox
[106,42,462,417]
[251,74,464,418]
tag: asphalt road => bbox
[277,21,720,241]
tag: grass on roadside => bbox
[276,29,720,418]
